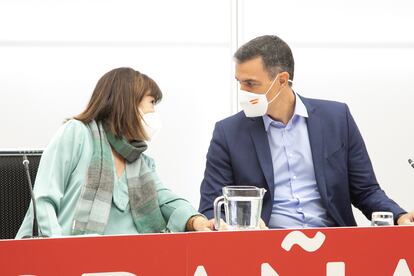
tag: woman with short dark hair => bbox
[16,67,212,237]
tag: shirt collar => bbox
[263,91,308,132]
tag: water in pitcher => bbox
[225,196,263,230]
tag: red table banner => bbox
[0,226,413,275]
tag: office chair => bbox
[0,150,42,239]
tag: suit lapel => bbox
[248,117,275,197]
[301,97,330,209]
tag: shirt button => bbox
[292,175,297,180]
[297,207,303,212]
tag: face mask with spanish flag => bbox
[238,74,282,117]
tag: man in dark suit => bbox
[199,35,414,228]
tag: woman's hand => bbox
[188,215,215,231]
[213,218,269,231]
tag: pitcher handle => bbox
[213,196,225,230]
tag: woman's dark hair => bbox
[75,67,162,140]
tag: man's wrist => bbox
[396,212,408,225]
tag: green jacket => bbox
[16,120,198,238]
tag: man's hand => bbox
[258,218,269,229]
[397,212,414,225]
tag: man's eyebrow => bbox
[236,78,260,84]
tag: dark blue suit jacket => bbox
[199,95,406,226]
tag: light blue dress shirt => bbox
[263,93,335,229]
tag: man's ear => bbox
[278,72,290,87]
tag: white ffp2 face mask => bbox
[141,112,162,141]
[238,75,282,117]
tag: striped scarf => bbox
[71,120,167,234]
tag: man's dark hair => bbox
[234,35,294,81]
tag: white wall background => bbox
[0,0,235,210]
[1,0,413,225]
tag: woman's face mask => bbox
[138,95,162,141]
[141,111,162,141]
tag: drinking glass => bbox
[371,211,394,226]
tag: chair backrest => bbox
[0,150,42,239]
